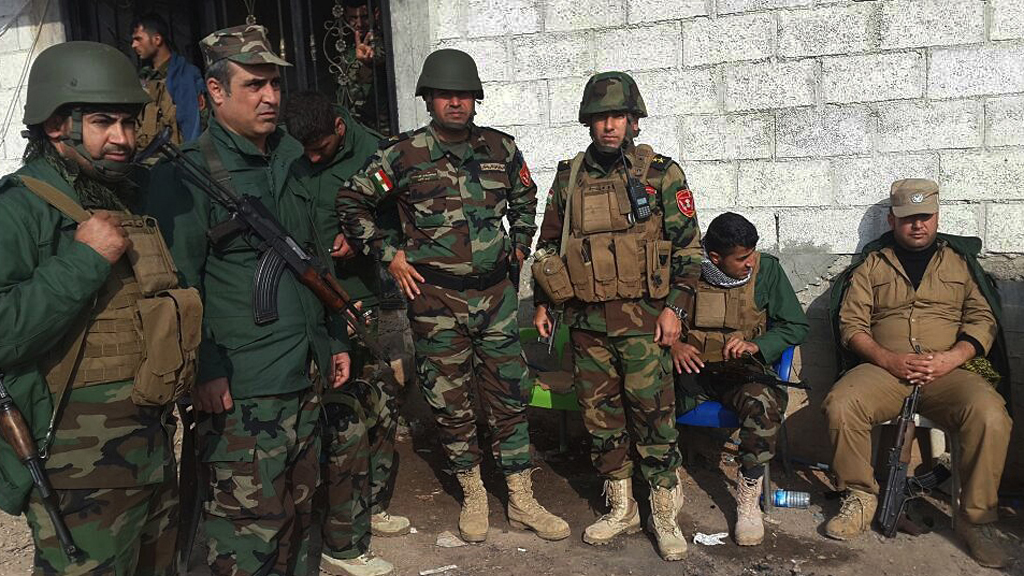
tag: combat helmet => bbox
[23,41,150,181]
[415,49,484,99]
[578,71,647,124]
[23,41,150,125]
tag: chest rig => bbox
[562,144,673,303]
[686,253,766,363]
[19,176,202,407]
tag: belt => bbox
[417,262,508,292]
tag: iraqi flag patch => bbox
[372,169,394,194]
[676,188,695,217]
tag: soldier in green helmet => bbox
[0,41,201,575]
[146,24,351,576]
[337,48,569,544]
[533,72,702,561]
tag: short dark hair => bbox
[130,12,171,46]
[704,212,759,256]
[342,0,370,9]
[281,91,339,145]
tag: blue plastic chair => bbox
[675,346,796,510]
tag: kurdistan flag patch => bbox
[372,169,394,194]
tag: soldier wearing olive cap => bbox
[824,179,1014,568]
[146,25,352,576]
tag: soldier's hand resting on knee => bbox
[671,341,704,374]
[75,211,131,263]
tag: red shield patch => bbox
[644,184,657,196]
[676,188,695,217]
[519,162,533,187]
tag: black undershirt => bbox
[893,241,984,357]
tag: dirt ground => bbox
[1,309,1021,575]
[1,398,1021,576]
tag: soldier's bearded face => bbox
[589,111,636,152]
[427,90,475,131]
[49,110,137,174]
[210,62,281,142]
[710,246,757,280]
[889,211,939,252]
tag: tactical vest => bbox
[19,176,202,407]
[686,253,766,363]
[136,76,181,156]
[562,144,673,303]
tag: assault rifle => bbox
[704,357,811,390]
[135,127,398,389]
[0,372,80,560]
[877,385,951,537]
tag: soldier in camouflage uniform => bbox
[532,72,701,561]
[670,212,808,546]
[147,26,351,576]
[336,0,391,135]
[0,42,188,575]
[337,48,569,544]
[283,91,407,576]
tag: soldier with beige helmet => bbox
[825,179,1014,568]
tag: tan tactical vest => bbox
[19,176,201,407]
[563,144,673,303]
[686,253,766,363]
[136,77,181,156]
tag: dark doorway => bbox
[60,0,399,135]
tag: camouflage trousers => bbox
[198,388,321,576]
[408,280,532,473]
[321,316,398,559]
[25,476,177,576]
[571,329,681,489]
[676,365,787,470]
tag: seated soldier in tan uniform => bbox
[823,179,1013,568]
[672,212,808,547]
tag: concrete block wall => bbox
[0,0,64,175]
[400,0,1024,476]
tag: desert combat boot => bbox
[583,477,641,545]
[649,484,688,561]
[955,516,1013,568]
[506,469,571,540]
[734,471,765,546]
[320,552,395,576]
[455,465,489,542]
[371,510,411,537]
[825,488,877,540]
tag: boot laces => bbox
[737,475,761,516]
[652,488,679,533]
[836,492,865,521]
[511,469,550,515]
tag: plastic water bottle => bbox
[773,489,810,508]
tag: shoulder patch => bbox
[649,154,673,171]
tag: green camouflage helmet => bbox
[415,49,484,99]
[23,41,151,125]
[578,71,647,124]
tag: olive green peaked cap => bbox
[415,48,484,99]
[200,24,291,69]
[578,71,647,124]
[23,41,151,125]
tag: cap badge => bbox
[910,193,924,204]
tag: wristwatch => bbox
[665,304,687,321]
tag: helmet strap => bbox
[60,108,133,182]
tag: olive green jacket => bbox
[147,119,348,399]
[0,158,172,515]
[292,105,389,307]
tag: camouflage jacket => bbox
[147,119,349,399]
[536,143,701,336]
[337,122,538,276]
[0,158,173,514]
[292,105,389,307]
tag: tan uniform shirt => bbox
[839,242,996,355]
